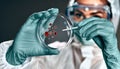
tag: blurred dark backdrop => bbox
[0,0,68,42]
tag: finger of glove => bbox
[86,29,110,40]
[93,36,103,49]
[37,11,51,36]
[38,10,51,25]
[32,46,60,56]
[37,8,59,39]
[24,12,43,26]
[79,20,106,36]
[42,8,59,29]
[93,35,117,50]
[78,17,101,27]
[80,22,111,38]
[29,8,58,26]
[45,47,60,55]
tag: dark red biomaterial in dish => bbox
[54,32,57,35]
[44,32,49,37]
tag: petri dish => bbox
[37,13,73,50]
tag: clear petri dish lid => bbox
[37,13,73,50]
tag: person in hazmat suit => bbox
[0,0,120,69]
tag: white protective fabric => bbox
[108,0,120,32]
[0,40,107,69]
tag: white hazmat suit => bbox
[0,0,119,69]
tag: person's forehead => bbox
[76,0,107,6]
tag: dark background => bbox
[0,0,120,48]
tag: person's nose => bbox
[82,11,93,19]
[84,13,92,19]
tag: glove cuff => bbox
[0,40,31,68]
[6,45,27,65]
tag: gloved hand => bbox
[74,17,120,69]
[6,8,60,65]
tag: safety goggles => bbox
[67,4,111,23]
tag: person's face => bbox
[71,0,108,22]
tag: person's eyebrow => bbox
[90,11,104,15]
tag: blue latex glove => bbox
[74,17,120,69]
[6,8,60,65]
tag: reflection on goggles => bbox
[72,4,110,11]
[67,4,111,23]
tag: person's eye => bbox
[93,15,101,18]
[75,13,83,18]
